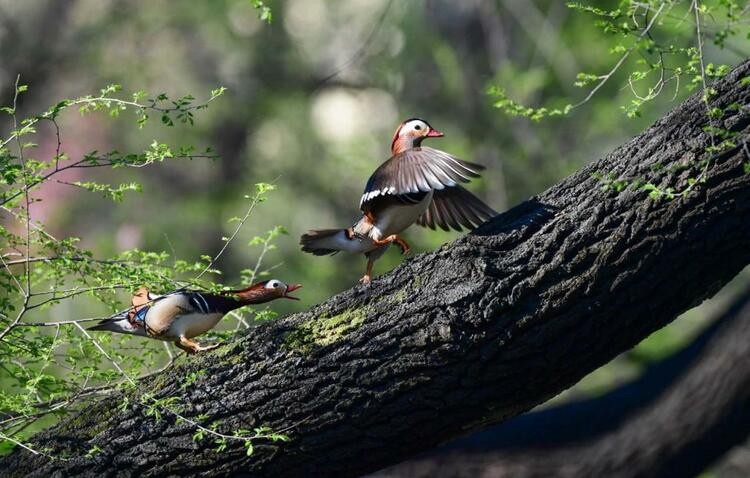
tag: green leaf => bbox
[250,0,272,23]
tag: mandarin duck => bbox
[89,279,301,353]
[300,118,496,284]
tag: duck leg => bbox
[359,258,375,284]
[176,336,220,354]
[372,234,410,255]
[393,236,410,255]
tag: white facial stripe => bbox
[401,119,428,135]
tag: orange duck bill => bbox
[284,284,302,300]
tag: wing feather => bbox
[417,185,497,232]
[360,147,486,213]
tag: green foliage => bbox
[60,181,143,202]
[250,0,273,24]
[491,1,745,122]
[0,81,290,459]
[488,86,571,122]
[502,0,750,200]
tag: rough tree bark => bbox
[4,60,750,478]
[374,289,750,477]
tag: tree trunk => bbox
[4,60,750,478]
[373,288,750,477]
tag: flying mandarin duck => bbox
[300,118,496,283]
[89,280,302,353]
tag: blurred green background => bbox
[1,0,749,471]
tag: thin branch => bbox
[0,432,61,461]
[26,285,131,310]
[313,0,394,89]
[0,351,176,428]
[3,256,131,267]
[0,91,224,151]
[672,0,717,199]
[69,324,291,449]
[0,153,215,208]
[570,3,665,110]
[0,253,25,296]
[16,317,123,327]
[194,190,265,282]
[0,76,32,343]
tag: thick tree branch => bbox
[374,288,750,477]
[4,60,750,477]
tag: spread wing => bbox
[417,185,497,231]
[359,147,485,214]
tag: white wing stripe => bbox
[360,147,484,209]
[195,293,210,313]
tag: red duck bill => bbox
[284,284,302,300]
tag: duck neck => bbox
[391,135,422,155]
[230,288,275,306]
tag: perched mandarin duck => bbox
[300,118,496,284]
[89,280,301,353]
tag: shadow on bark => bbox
[375,288,750,477]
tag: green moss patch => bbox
[284,307,369,352]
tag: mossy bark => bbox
[4,60,750,478]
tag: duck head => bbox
[390,118,443,155]
[232,279,302,304]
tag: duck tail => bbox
[299,229,347,256]
[88,316,144,336]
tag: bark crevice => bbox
[375,289,750,478]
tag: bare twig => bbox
[314,0,394,88]
[194,189,266,282]
[570,3,665,110]
[0,76,32,342]
[0,91,223,151]
[1,153,215,208]
[3,256,131,267]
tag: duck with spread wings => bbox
[300,118,496,284]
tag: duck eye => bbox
[414,125,421,130]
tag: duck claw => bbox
[393,237,410,255]
[177,337,222,354]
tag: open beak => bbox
[426,128,444,138]
[284,284,302,300]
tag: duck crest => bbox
[390,121,407,155]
